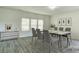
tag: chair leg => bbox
[42,40,45,52]
[49,44,50,53]
[32,37,34,46]
[32,37,33,43]
[67,37,70,47]
[58,36,60,48]
[70,35,72,42]
[35,37,36,45]
[58,40,60,48]
[49,42,51,53]
[32,37,33,52]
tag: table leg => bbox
[58,35,63,52]
[67,36,70,47]
[58,36,60,48]
[59,35,63,48]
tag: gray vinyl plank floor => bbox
[0,37,79,53]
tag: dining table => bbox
[49,29,71,50]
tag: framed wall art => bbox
[66,17,72,26]
[5,24,12,31]
[62,17,66,26]
[58,18,62,26]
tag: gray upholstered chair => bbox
[32,28,37,51]
[36,29,44,49]
[65,28,71,46]
[63,28,71,46]
[43,30,52,52]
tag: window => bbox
[21,18,44,31]
[38,19,43,30]
[31,19,37,29]
[22,18,30,31]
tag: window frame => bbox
[21,18,44,31]
[38,19,44,30]
[21,18,30,31]
[30,18,38,30]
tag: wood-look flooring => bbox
[0,37,79,53]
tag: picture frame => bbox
[62,17,66,26]
[5,24,12,31]
[58,18,62,26]
[66,17,72,26]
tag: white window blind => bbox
[31,19,37,29]
[22,18,30,31]
[38,19,43,30]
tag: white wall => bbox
[51,11,79,40]
[0,7,50,37]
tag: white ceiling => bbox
[2,6,79,15]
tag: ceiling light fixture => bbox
[48,6,56,10]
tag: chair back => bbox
[43,30,51,43]
[59,27,63,31]
[65,28,71,32]
[54,27,57,31]
[32,28,37,37]
[36,29,43,39]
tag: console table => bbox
[0,31,19,41]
